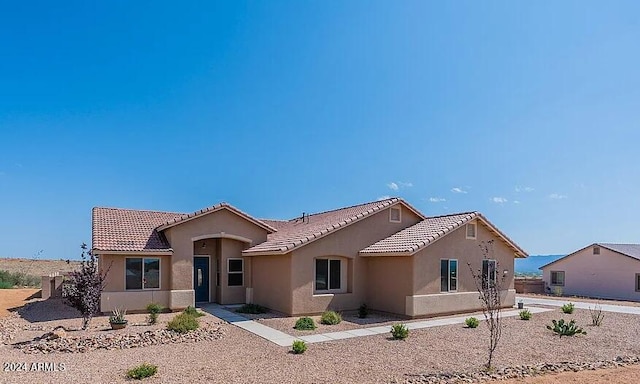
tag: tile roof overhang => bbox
[156,203,277,233]
[242,198,425,256]
[539,243,640,270]
[359,212,528,258]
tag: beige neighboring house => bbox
[541,243,640,301]
[92,197,527,317]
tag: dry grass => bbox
[0,257,81,277]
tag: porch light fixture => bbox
[201,242,206,249]
[503,269,509,275]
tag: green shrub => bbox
[183,306,205,318]
[358,304,368,319]
[465,317,479,328]
[236,303,268,314]
[109,308,127,324]
[291,340,307,354]
[390,324,409,340]
[320,310,342,325]
[146,303,163,324]
[561,302,575,314]
[126,363,158,380]
[589,303,605,326]
[167,313,199,333]
[0,281,13,289]
[519,309,532,320]
[547,319,586,337]
[0,270,40,288]
[294,317,316,330]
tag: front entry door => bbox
[194,257,210,303]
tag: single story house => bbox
[540,243,640,301]
[92,197,527,317]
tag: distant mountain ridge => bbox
[515,254,564,275]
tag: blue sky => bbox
[1,1,639,259]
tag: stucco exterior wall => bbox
[219,238,249,304]
[251,254,292,314]
[542,246,640,301]
[288,204,422,315]
[366,256,413,315]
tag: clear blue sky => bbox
[1,1,639,259]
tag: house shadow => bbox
[13,297,82,323]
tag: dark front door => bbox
[194,257,210,303]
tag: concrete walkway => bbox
[517,296,640,314]
[201,303,552,347]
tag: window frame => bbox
[125,257,161,291]
[389,207,402,223]
[550,270,565,286]
[466,223,477,239]
[636,274,640,292]
[440,258,458,293]
[482,259,497,288]
[593,246,600,255]
[314,257,346,294]
[227,258,244,287]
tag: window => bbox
[227,259,243,286]
[126,258,160,290]
[636,274,640,292]
[482,259,497,288]
[593,246,600,255]
[216,257,220,287]
[440,259,458,292]
[315,258,343,293]
[550,271,565,286]
[466,223,477,239]
[389,207,401,223]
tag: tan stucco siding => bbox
[289,205,422,315]
[251,254,292,314]
[219,238,249,304]
[542,246,640,301]
[366,256,413,315]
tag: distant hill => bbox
[0,258,81,277]
[515,255,564,275]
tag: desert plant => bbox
[465,317,480,328]
[167,313,199,333]
[390,324,409,340]
[467,240,504,369]
[294,317,316,330]
[589,303,605,326]
[561,302,575,314]
[126,363,158,380]
[109,308,127,324]
[519,309,532,320]
[291,340,307,354]
[0,270,40,288]
[0,280,13,289]
[547,319,587,337]
[553,286,563,296]
[358,304,369,319]
[63,243,111,330]
[320,310,342,325]
[236,303,268,314]
[146,303,163,324]
[183,306,205,318]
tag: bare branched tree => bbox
[467,240,505,370]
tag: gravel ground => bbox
[519,293,640,308]
[2,302,640,384]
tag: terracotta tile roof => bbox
[360,212,528,257]
[243,198,422,255]
[92,207,181,252]
[541,243,640,269]
[156,202,277,233]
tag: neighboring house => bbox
[540,243,640,301]
[92,197,527,317]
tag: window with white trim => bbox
[315,258,344,293]
[482,259,497,288]
[227,258,244,286]
[389,207,401,223]
[466,223,477,239]
[551,271,565,286]
[440,259,458,292]
[126,258,160,290]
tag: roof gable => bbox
[540,243,640,269]
[156,203,277,233]
[360,212,528,257]
[243,198,425,255]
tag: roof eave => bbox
[92,249,174,256]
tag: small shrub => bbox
[183,306,205,318]
[561,302,575,314]
[547,319,587,337]
[291,340,307,354]
[465,317,479,328]
[519,309,532,320]
[294,317,316,330]
[146,303,163,324]
[320,310,342,325]
[358,304,368,319]
[0,270,40,288]
[167,313,199,333]
[390,324,409,340]
[589,303,605,326]
[0,281,13,289]
[109,308,127,324]
[236,303,268,314]
[126,363,158,380]
[553,286,563,296]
